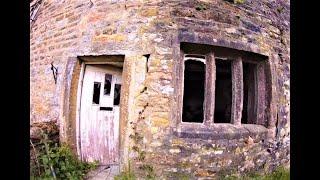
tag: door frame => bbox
[75,60,124,164]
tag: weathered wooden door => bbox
[80,64,122,165]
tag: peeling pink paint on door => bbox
[81,112,118,164]
[80,65,121,165]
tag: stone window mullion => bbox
[204,52,215,125]
[256,62,266,125]
[231,57,243,126]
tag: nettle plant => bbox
[30,132,98,179]
[115,109,156,180]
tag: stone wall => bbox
[30,0,290,178]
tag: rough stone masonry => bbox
[30,0,290,178]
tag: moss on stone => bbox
[92,34,126,42]
[234,0,246,4]
[167,171,191,180]
[140,8,159,17]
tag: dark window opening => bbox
[104,74,112,95]
[214,59,232,123]
[182,60,205,123]
[242,62,257,124]
[93,82,101,104]
[114,84,121,106]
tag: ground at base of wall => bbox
[85,165,120,180]
[113,165,289,180]
[219,166,290,180]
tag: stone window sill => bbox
[173,123,268,140]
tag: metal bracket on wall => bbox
[51,62,58,84]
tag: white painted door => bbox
[80,64,122,165]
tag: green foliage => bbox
[30,133,98,179]
[130,132,146,162]
[167,172,190,180]
[262,166,290,180]
[115,161,155,179]
[139,164,156,179]
[277,6,284,14]
[114,171,136,180]
[234,0,246,4]
[114,161,136,180]
[220,166,290,180]
[129,114,155,179]
[131,145,139,152]
[137,151,146,161]
[195,3,208,11]
[129,132,143,144]
[131,145,146,161]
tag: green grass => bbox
[222,166,290,180]
[114,161,136,180]
[261,166,289,180]
[114,171,136,180]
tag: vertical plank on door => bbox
[80,65,121,165]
